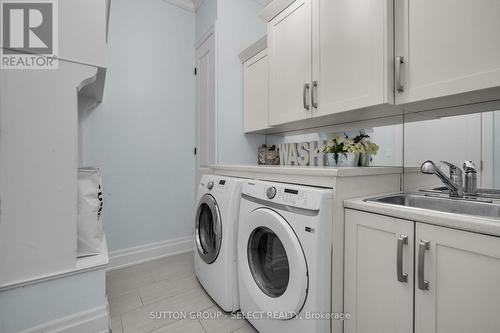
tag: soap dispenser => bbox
[463,161,478,195]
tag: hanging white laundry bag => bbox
[77,167,104,257]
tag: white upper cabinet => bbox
[313,0,394,118]
[415,223,500,333]
[268,0,312,126]
[266,0,394,129]
[395,0,500,110]
[244,49,270,133]
[258,0,500,131]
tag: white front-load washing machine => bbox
[238,180,334,333]
[194,175,245,312]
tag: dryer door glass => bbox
[248,227,290,297]
[195,194,222,264]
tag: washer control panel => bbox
[273,186,309,207]
[266,186,277,199]
[242,181,333,211]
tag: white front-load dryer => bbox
[194,175,245,312]
[238,180,334,333]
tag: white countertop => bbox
[345,194,500,237]
[210,164,404,177]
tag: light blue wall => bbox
[194,0,267,164]
[216,0,267,164]
[82,0,196,251]
[196,0,217,42]
[0,270,105,333]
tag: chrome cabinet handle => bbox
[396,56,405,93]
[311,80,318,109]
[418,240,430,290]
[303,83,311,110]
[397,235,408,283]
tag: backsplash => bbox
[265,121,403,167]
[263,109,500,188]
[404,110,500,189]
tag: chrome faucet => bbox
[421,160,464,198]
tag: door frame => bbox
[195,23,218,185]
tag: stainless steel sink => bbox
[477,188,500,198]
[366,194,500,219]
[420,187,500,200]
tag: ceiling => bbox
[165,0,272,12]
[250,0,273,6]
[192,0,204,10]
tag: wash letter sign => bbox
[278,141,326,166]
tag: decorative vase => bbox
[359,154,372,167]
[345,152,360,167]
[326,153,352,167]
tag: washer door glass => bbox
[248,227,290,298]
[239,208,308,319]
[195,194,222,264]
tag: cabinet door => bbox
[243,50,269,133]
[313,0,393,117]
[395,0,500,105]
[345,210,414,333]
[415,223,500,333]
[268,0,312,126]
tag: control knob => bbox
[266,186,277,199]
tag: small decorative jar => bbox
[265,148,280,165]
[258,145,280,165]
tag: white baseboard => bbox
[107,236,193,271]
[19,305,109,333]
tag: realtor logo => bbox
[1,0,58,69]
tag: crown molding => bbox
[191,0,271,13]
[161,0,196,12]
[193,0,205,11]
[253,0,272,6]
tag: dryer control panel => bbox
[202,178,228,192]
[214,179,227,191]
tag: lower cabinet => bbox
[344,210,414,333]
[415,223,500,333]
[345,209,500,333]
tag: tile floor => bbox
[107,252,257,333]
